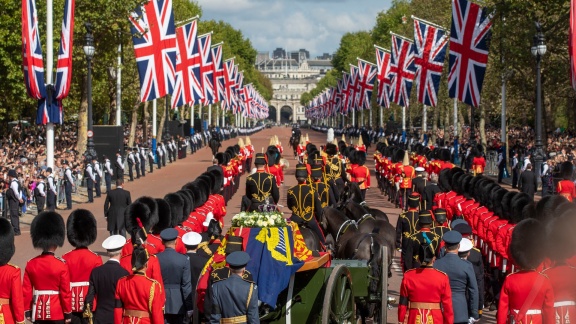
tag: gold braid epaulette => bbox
[198,242,213,256]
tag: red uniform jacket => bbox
[146,234,186,255]
[267,165,283,187]
[557,180,576,202]
[0,263,25,324]
[62,248,103,312]
[23,252,72,321]
[497,270,555,324]
[208,194,227,226]
[350,165,371,189]
[114,273,164,324]
[472,157,486,175]
[398,267,454,324]
[542,264,576,324]
[399,165,415,189]
[221,165,233,187]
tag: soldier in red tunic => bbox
[471,145,486,176]
[23,211,72,323]
[0,218,25,324]
[556,162,576,202]
[497,219,555,324]
[398,234,454,324]
[114,246,164,324]
[62,209,103,323]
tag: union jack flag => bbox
[211,44,225,103]
[22,0,46,100]
[129,0,177,102]
[375,46,392,108]
[388,33,416,107]
[348,65,360,111]
[197,33,213,105]
[54,0,75,103]
[233,67,243,113]
[223,58,237,110]
[356,59,378,110]
[335,79,344,114]
[448,0,493,107]
[413,18,448,107]
[171,20,203,108]
[340,72,350,115]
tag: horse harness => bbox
[335,219,357,242]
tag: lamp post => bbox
[163,96,171,142]
[83,22,97,161]
[531,22,546,185]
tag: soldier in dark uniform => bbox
[93,156,102,197]
[395,193,420,272]
[147,148,155,173]
[139,146,147,177]
[241,153,279,212]
[323,143,346,198]
[411,166,427,197]
[114,150,124,181]
[310,164,336,208]
[46,167,57,211]
[156,228,193,324]
[454,222,484,317]
[127,149,135,181]
[434,231,479,324]
[6,169,22,235]
[431,208,451,239]
[404,211,440,270]
[182,232,209,296]
[133,148,141,179]
[85,156,96,203]
[34,174,46,213]
[85,235,130,324]
[63,160,76,209]
[208,252,259,324]
[287,164,325,245]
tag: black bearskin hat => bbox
[489,187,507,216]
[31,211,65,249]
[468,175,484,199]
[438,169,453,192]
[480,182,499,207]
[215,152,226,165]
[560,161,573,180]
[189,182,208,208]
[125,200,156,233]
[295,164,308,179]
[177,190,193,217]
[393,149,405,164]
[325,143,338,156]
[338,141,347,155]
[533,195,570,224]
[66,209,97,248]
[356,151,366,166]
[501,191,517,221]
[440,149,451,162]
[348,150,358,165]
[133,196,159,230]
[131,245,149,272]
[306,143,317,155]
[0,218,15,265]
[266,146,280,167]
[164,193,184,227]
[208,169,224,194]
[474,144,483,158]
[510,193,532,224]
[194,177,212,199]
[197,174,214,195]
[547,209,576,261]
[510,218,545,270]
[153,198,172,234]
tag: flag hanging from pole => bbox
[447,0,493,107]
[171,19,203,108]
[223,58,237,110]
[211,44,225,104]
[129,0,177,102]
[375,46,392,108]
[348,65,360,111]
[52,0,75,124]
[388,33,416,108]
[356,59,378,110]
[22,0,46,101]
[197,33,214,105]
[413,17,448,107]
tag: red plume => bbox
[136,217,144,229]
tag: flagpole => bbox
[116,32,122,126]
[222,106,225,127]
[46,0,55,169]
[423,104,428,140]
[402,106,406,143]
[152,99,157,160]
[215,104,219,127]
[410,15,447,31]
[369,107,372,128]
[453,98,458,137]
[361,109,364,127]
[352,108,356,127]
[208,104,212,127]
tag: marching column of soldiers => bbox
[369,133,576,324]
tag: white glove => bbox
[468,317,479,324]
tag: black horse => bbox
[289,128,301,157]
[209,137,221,157]
[340,182,389,222]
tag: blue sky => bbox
[196,0,393,57]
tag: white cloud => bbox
[196,0,392,57]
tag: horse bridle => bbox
[336,219,357,242]
[358,213,374,225]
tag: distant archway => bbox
[280,106,293,124]
[268,106,277,122]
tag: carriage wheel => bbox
[372,246,389,324]
[322,264,356,324]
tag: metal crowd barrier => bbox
[485,150,498,176]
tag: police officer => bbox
[156,228,193,323]
[34,174,47,213]
[287,164,325,245]
[404,211,441,270]
[0,218,25,323]
[85,157,96,203]
[147,147,155,173]
[208,251,259,324]
[133,148,141,179]
[127,149,135,181]
[46,167,58,211]
[103,155,113,193]
[6,170,22,235]
[85,235,130,324]
[139,145,146,177]
[241,153,279,212]
[93,156,102,197]
[433,231,479,324]
[114,150,124,181]
[114,245,164,323]
[157,144,164,169]
[163,141,171,164]
[63,160,75,209]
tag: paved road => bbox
[10,126,498,323]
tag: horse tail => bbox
[368,235,381,295]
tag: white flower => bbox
[268,219,275,226]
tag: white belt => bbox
[513,309,542,315]
[70,282,90,288]
[555,301,576,307]
[33,290,59,296]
